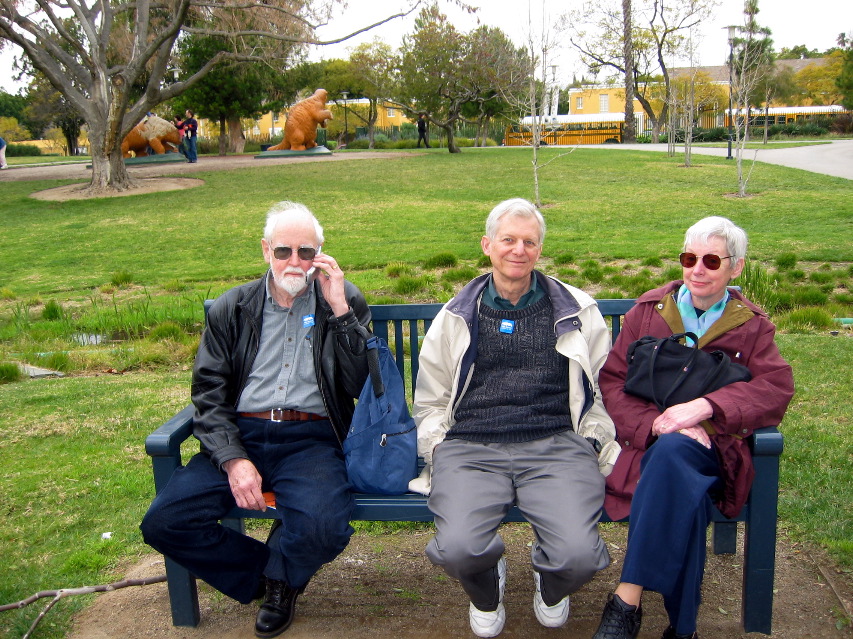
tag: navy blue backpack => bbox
[343,336,417,495]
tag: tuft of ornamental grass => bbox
[423,252,458,269]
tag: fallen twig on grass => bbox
[0,575,166,638]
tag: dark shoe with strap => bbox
[592,593,643,639]
[661,627,698,639]
[254,578,306,638]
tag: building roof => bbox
[670,58,831,83]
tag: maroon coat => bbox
[601,282,794,520]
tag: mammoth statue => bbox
[122,115,182,158]
[268,89,333,152]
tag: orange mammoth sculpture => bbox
[268,89,333,152]
[122,115,181,158]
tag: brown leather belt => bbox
[238,409,325,422]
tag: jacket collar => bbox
[446,270,583,336]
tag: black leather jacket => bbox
[190,275,372,469]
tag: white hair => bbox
[683,216,747,262]
[263,201,325,245]
[484,198,546,244]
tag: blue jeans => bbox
[141,418,354,603]
[185,135,197,162]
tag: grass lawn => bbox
[0,147,851,637]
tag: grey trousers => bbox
[426,431,610,609]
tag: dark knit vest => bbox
[448,296,572,443]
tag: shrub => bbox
[739,259,781,313]
[442,266,479,283]
[477,255,492,268]
[581,263,604,283]
[0,362,22,384]
[385,262,415,278]
[553,253,575,266]
[776,307,836,332]
[148,321,187,342]
[111,270,134,287]
[635,134,653,143]
[641,256,663,267]
[5,143,43,157]
[423,252,458,269]
[394,275,432,295]
[42,299,65,321]
[663,266,682,281]
[786,269,806,282]
[163,279,188,292]
[809,271,834,285]
[775,252,797,271]
[0,287,16,300]
[792,286,828,306]
[38,351,71,372]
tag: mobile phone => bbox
[305,247,322,282]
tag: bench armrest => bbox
[145,404,196,493]
[750,425,784,457]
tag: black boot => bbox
[254,578,306,638]
[592,593,643,639]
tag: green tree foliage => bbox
[24,74,85,154]
[171,34,306,154]
[395,4,529,153]
[838,34,853,109]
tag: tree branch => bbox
[1,575,168,639]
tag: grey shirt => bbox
[236,272,326,416]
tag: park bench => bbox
[145,298,783,634]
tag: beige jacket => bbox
[409,272,619,495]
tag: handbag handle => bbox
[365,336,385,399]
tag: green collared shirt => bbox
[482,273,545,310]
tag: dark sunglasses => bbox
[272,245,318,261]
[679,252,735,270]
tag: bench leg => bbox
[712,521,738,555]
[740,454,780,634]
[164,555,200,627]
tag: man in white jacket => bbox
[411,198,619,637]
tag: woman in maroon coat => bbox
[591,217,794,639]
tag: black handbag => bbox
[624,332,752,412]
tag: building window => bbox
[576,97,583,110]
[599,94,609,113]
[387,107,396,118]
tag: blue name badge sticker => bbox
[302,314,315,328]
[499,319,515,334]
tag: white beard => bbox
[274,268,308,297]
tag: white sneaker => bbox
[0,164,8,169]
[533,570,570,628]
[468,558,507,637]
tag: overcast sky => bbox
[2,0,850,94]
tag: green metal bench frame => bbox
[145,299,782,633]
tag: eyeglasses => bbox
[271,245,318,261]
[679,252,735,270]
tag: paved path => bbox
[579,140,853,180]
[1,141,851,183]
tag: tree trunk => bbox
[218,117,227,156]
[228,117,246,154]
[622,0,636,143]
[443,124,461,153]
[87,117,134,192]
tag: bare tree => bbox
[0,0,419,193]
[730,0,774,196]
[569,0,717,141]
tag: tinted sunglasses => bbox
[679,252,735,270]
[272,245,318,261]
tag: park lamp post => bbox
[340,91,349,146]
[726,25,736,160]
